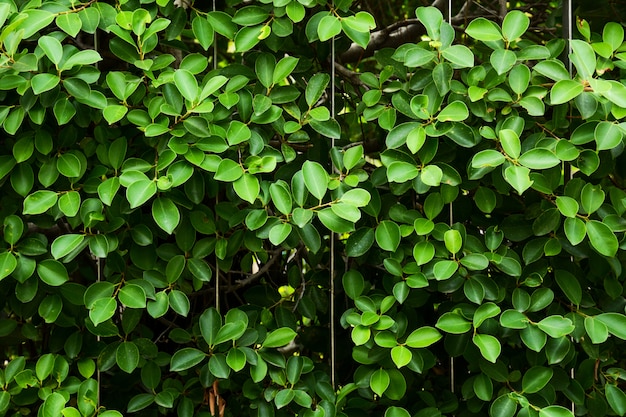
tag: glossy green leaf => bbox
[472,333,501,363]
[502,10,529,40]
[263,328,296,348]
[550,80,584,105]
[522,366,553,393]
[539,405,574,417]
[302,161,328,200]
[370,368,390,396]
[116,341,140,373]
[586,220,618,257]
[465,18,502,41]
[170,348,206,372]
[405,326,442,348]
[51,234,85,260]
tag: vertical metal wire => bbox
[446,0,454,396]
[212,0,219,313]
[329,1,337,390]
[563,0,575,413]
[212,0,218,71]
[96,256,101,408]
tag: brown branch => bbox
[232,248,284,289]
[339,0,474,64]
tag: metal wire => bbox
[563,0,575,413]
[447,0,454,396]
[212,0,217,70]
[329,1,337,389]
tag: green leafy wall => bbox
[1,1,626,417]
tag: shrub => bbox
[1,1,626,417]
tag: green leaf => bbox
[415,7,442,40]
[596,313,626,340]
[273,56,299,84]
[441,45,474,68]
[473,302,501,328]
[472,333,501,363]
[490,49,517,75]
[309,118,341,139]
[306,73,330,107]
[436,101,469,122]
[465,17,502,41]
[539,405,574,417]
[126,179,156,209]
[152,198,180,234]
[346,228,375,257]
[405,326,442,348]
[269,223,292,245]
[103,105,128,124]
[233,173,260,204]
[502,10,530,40]
[584,316,608,344]
[471,150,505,168]
[302,161,328,200]
[436,312,472,334]
[387,161,419,182]
[215,159,244,182]
[168,290,190,317]
[89,297,117,326]
[555,196,579,218]
[188,258,212,282]
[116,341,140,373]
[522,366,553,393]
[586,220,618,257]
[490,394,517,417]
[98,177,120,206]
[375,221,401,252]
[499,129,521,159]
[174,69,199,102]
[58,191,80,217]
[170,348,206,372]
[570,39,596,80]
[53,98,76,125]
[595,121,623,151]
[38,36,63,66]
[504,165,533,194]
[537,316,574,338]
[41,392,66,417]
[192,15,214,50]
[62,49,102,70]
[31,73,60,95]
[37,259,69,286]
[385,407,411,417]
[3,215,23,245]
[391,345,413,368]
[318,15,341,41]
[200,308,221,347]
[518,149,560,169]
[0,252,16,281]
[118,284,147,309]
[24,189,58,213]
[263,328,296,348]
[370,368,390,396]
[342,270,365,300]
[550,80,584,105]
[51,234,85,260]
[564,217,586,245]
[55,13,82,37]
[318,208,355,233]
[286,1,305,23]
[606,384,626,416]
[444,229,462,254]
[234,25,263,52]
[226,347,246,372]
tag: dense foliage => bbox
[2,0,626,417]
